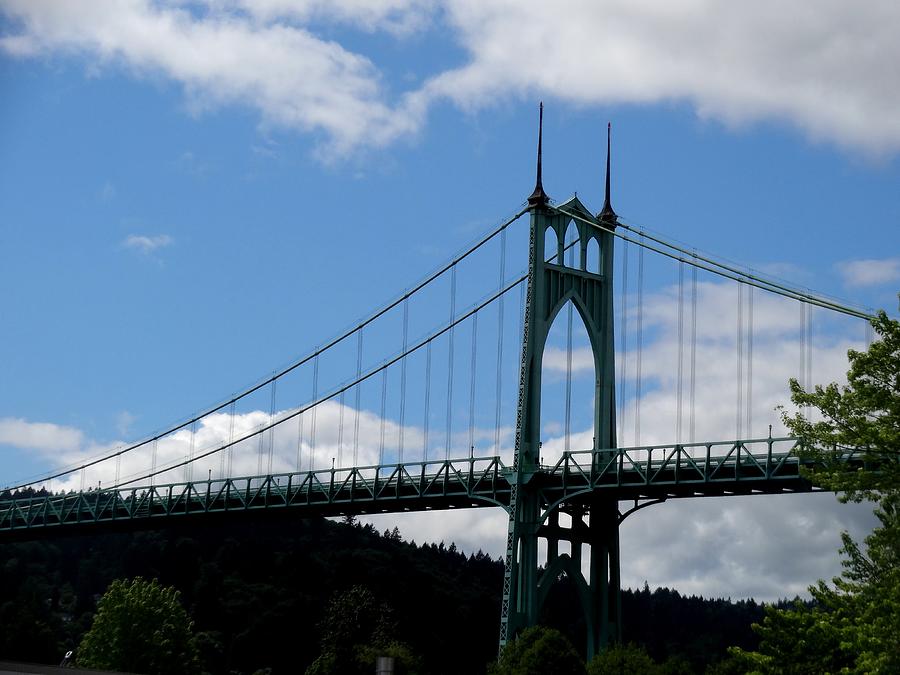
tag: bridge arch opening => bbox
[540,299,596,465]
[544,225,559,265]
[563,220,579,269]
[586,236,600,274]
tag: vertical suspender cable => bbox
[494,229,506,455]
[310,353,319,470]
[618,239,629,442]
[257,399,266,476]
[296,403,304,474]
[221,408,228,478]
[747,283,754,438]
[806,301,813,419]
[690,259,698,443]
[424,341,432,460]
[634,232,645,446]
[469,312,478,455]
[799,301,807,415]
[337,391,345,468]
[227,401,235,478]
[188,419,197,483]
[736,283,744,439]
[353,330,363,466]
[268,373,277,474]
[151,438,159,487]
[399,298,409,463]
[379,367,388,465]
[865,314,874,348]
[676,262,684,442]
[446,265,457,460]
[115,453,121,488]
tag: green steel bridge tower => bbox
[499,108,622,658]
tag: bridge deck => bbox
[1,439,844,540]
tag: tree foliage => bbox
[305,585,421,675]
[782,309,900,501]
[586,643,658,674]
[77,577,199,674]
[489,626,586,675]
[730,310,900,673]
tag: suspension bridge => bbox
[0,107,874,658]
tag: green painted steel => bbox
[497,180,622,657]
[0,439,863,539]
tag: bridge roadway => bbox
[1,438,843,540]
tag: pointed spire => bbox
[598,122,618,226]
[528,102,549,208]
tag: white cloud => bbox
[3,1,900,155]
[430,1,900,155]
[837,257,900,288]
[0,0,427,157]
[123,233,173,254]
[215,0,434,36]
[542,346,594,375]
[0,417,84,453]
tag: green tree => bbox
[730,310,900,673]
[305,585,421,675]
[783,309,900,500]
[587,643,658,674]
[77,577,199,674]
[489,626,586,675]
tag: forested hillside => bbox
[0,515,766,673]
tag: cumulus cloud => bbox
[3,1,900,155]
[123,233,173,254]
[429,1,900,155]
[0,417,84,453]
[215,0,435,35]
[837,257,900,288]
[0,0,427,157]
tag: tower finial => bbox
[528,102,549,208]
[598,121,617,226]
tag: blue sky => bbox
[1,1,899,601]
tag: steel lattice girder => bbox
[0,440,864,538]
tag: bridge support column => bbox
[588,497,621,657]
[499,115,620,659]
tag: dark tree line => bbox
[0,514,768,673]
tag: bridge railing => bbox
[540,437,865,498]
[1,438,870,534]
[0,455,513,532]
